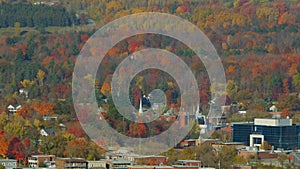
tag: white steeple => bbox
[138,98,143,114]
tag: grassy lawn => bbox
[0,27,38,39]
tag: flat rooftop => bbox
[254,118,292,126]
[0,159,17,162]
[129,166,173,169]
[176,160,201,162]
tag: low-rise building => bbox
[212,142,245,150]
[0,159,17,169]
[173,160,201,167]
[237,146,279,160]
[56,157,87,169]
[128,166,172,169]
[128,165,214,169]
[28,154,55,168]
[108,159,133,169]
[134,155,167,165]
[88,160,105,169]
[172,166,200,169]
[177,139,199,148]
[232,164,258,169]
[105,150,168,166]
[88,159,132,169]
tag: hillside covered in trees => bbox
[0,0,299,167]
[0,3,79,28]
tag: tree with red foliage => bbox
[54,84,68,98]
[281,109,292,119]
[80,34,89,44]
[23,138,30,150]
[128,40,140,53]
[147,72,158,88]
[132,86,141,108]
[128,120,147,138]
[7,137,24,162]
[67,121,86,138]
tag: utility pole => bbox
[214,148,221,169]
[123,116,125,134]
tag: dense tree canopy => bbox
[0,3,79,28]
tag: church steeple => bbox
[138,98,143,114]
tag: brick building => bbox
[134,155,168,165]
[173,160,201,167]
[28,154,55,168]
[56,157,87,169]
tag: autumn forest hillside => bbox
[0,0,299,165]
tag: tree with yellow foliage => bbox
[37,69,45,86]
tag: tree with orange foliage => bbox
[277,94,300,111]
[289,64,298,76]
[282,78,291,94]
[129,120,147,138]
[101,82,111,96]
[64,138,89,158]
[176,6,187,13]
[278,12,295,25]
[107,47,120,56]
[0,133,8,157]
[32,101,55,116]
[39,103,54,116]
[16,104,34,119]
[227,65,236,76]
[41,56,54,69]
[281,109,292,119]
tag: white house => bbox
[7,105,14,112]
[40,129,56,137]
[238,111,247,114]
[42,116,58,121]
[269,105,278,112]
[7,105,21,113]
[19,88,28,98]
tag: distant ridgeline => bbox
[0,3,79,28]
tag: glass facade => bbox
[232,123,253,145]
[232,122,300,150]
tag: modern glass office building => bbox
[232,118,300,150]
[232,122,253,146]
